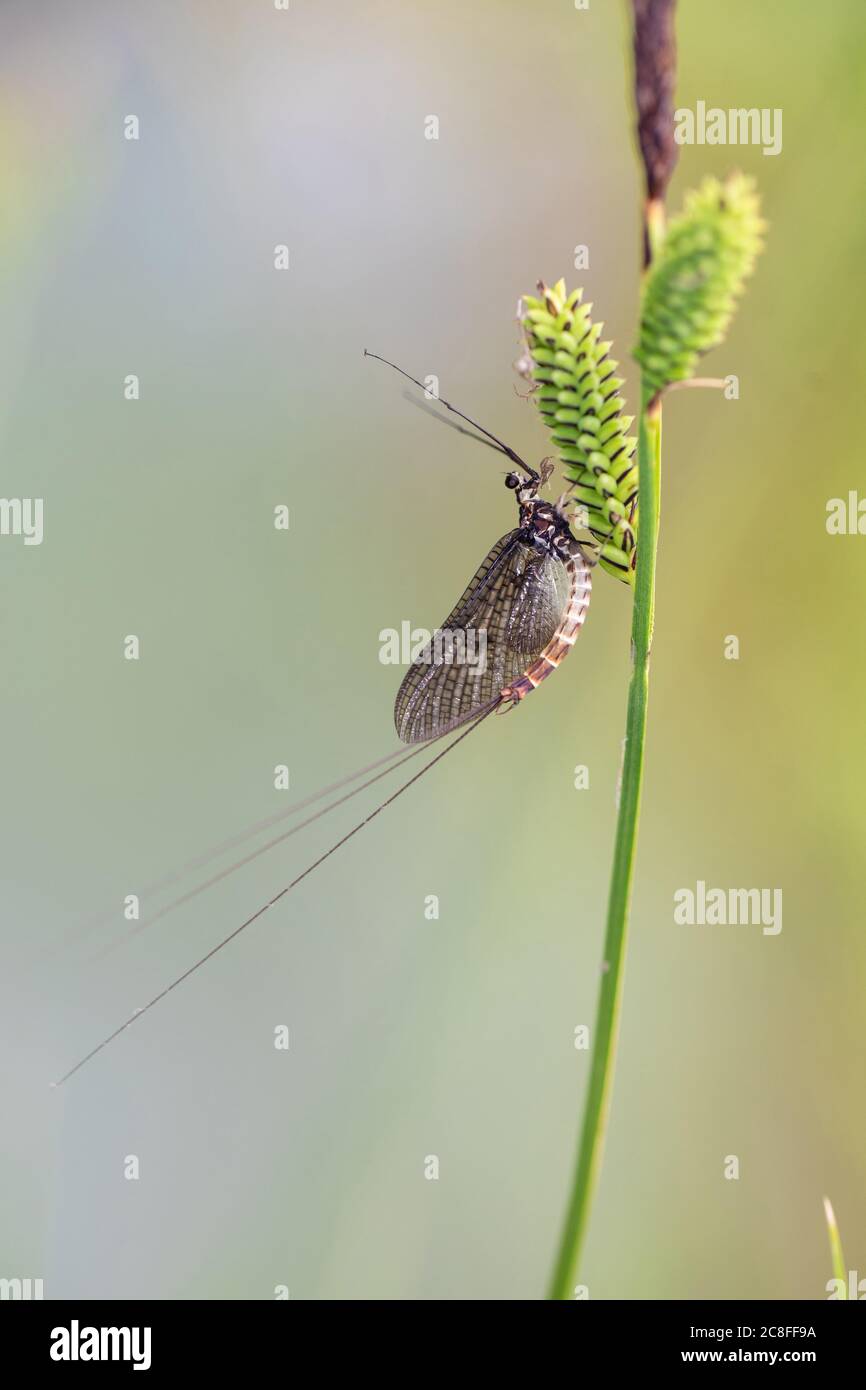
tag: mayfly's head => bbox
[504,456,554,508]
[504,470,535,505]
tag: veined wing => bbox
[394,529,572,744]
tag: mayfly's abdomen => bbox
[499,548,592,705]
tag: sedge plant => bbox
[517,1,766,1298]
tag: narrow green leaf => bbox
[823,1196,848,1298]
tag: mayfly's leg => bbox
[512,378,541,401]
[495,691,522,715]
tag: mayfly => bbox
[54,353,595,1085]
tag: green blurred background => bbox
[2,0,864,1299]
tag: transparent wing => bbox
[394,529,571,743]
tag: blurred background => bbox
[1,0,864,1300]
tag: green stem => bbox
[823,1197,847,1297]
[547,388,662,1300]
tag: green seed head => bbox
[519,279,638,586]
[634,173,765,398]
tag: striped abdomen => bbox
[499,547,592,705]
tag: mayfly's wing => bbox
[394,528,572,743]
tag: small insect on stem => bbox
[54,347,597,1086]
[368,352,594,744]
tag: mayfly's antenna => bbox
[364,350,538,480]
[52,699,502,1087]
[400,391,509,460]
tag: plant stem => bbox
[823,1196,847,1297]
[547,390,662,1300]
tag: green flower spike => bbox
[635,172,765,398]
[519,279,638,586]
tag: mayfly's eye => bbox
[505,472,520,490]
